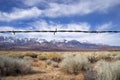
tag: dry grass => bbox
[85,60,120,80]
[0,56,32,76]
[46,53,63,62]
[60,55,90,75]
[0,51,120,80]
[37,53,47,60]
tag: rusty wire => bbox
[0,29,120,35]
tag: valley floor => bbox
[0,51,120,80]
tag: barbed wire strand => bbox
[0,29,120,35]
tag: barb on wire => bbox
[0,29,120,35]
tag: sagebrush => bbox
[0,56,32,76]
[85,60,120,80]
[60,55,90,75]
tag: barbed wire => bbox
[0,29,120,35]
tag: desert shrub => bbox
[94,60,115,80]
[46,53,63,62]
[112,61,120,80]
[87,52,115,62]
[87,55,98,63]
[84,68,97,80]
[24,53,37,58]
[8,53,24,58]
[37,54,47,60]
[23,56,33,61]
[46,59,52,65]
[99,53,114,61]
[84,53,100,63]
[85,60,120,80]
[103,56,114,61]
[8,52,37,59]
[46,59,59,68]
[114,54,120,60]
[0,56,31,76]
[51,61,59,68]
[97,52,115,61]
[60,55,90,75]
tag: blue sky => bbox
[0,0,120,46]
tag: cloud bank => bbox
[0,0,120,21]
[0,0,119,46]
[0,21,119,46]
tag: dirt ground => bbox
[0,51,120,80]
[1,60,84,80]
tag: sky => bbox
[0,0,120,46]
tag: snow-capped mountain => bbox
[0,36,120,51]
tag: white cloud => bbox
[0,21,119,46]
[96,22,112,30]
[21,0,76,6]
[0,26,23,37]
[19,20,119,46]
[30,20,90,30]
[43,0,120,17]
[0,0,120,21]
[66,23,90,30]
[22,0,43,6]
[0,7,42,21]
[0,26,15,31]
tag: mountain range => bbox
[0,36,120,51]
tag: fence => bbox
[0,29,120,35]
